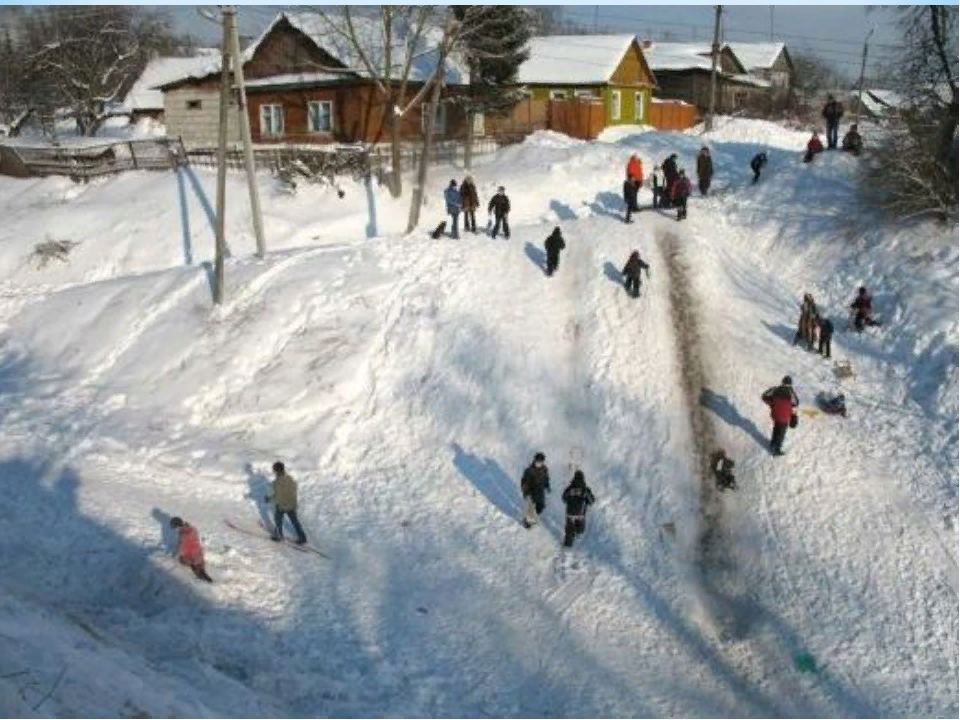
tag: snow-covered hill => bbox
[0,118,955,717]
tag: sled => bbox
[833,360,854,380]
[815,392,848,418]
[800,407,820,419]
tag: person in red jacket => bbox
[170,517,212,582]
[626,154,643,185]
[761,376,799,456]
[671,169,692,221]
[804,132,824,163]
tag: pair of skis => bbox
[223,519,329,558]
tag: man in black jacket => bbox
[623,175,640,223]
[561,470,595,547]
[818,316,834,359]
[544,226,566,277]
[822,95,844,150]
[488,186,511,239]
[521,452,551,528]
[750,152,767,184]
[621,250,650,298]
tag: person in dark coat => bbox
[696,146,713,196]
[822,94,844,150]
[761,376,799,456]
[672,169,692,220]
[651,165,663,208]
[818,315,834,359]
[794,293,819,351]
[170,517,213,582]
[444,179,461,238]
[622,175,640,223]
[459,176,480,233]
[804,133,824,163]
[710,449,736,491]
[841,124,863,156]
[544,226,566,277]
[662,153,679,201]
[850,286,879,331]
[521,452,551,529]
[488,186,511,239]
[621,250,650,298]
[750,152,768,184]
[561,470,595,547]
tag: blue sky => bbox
[169,5,904,82]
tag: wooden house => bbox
[155,12,471,148]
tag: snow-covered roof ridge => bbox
[724,42,786,71]
[122,50,220,111]
[517,34,637,85]
[642,42,716,72]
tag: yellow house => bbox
[516,35,658,126]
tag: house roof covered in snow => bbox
[724,42,788,72]
[641,42,748,74]
[517,35,638,85]
[123,51,220,110]
[243,71,354,89]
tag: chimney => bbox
[642,39,652,49]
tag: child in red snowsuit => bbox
[170,517,212,582]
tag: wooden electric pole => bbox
[706,5,722,133]
[225,5,266,258]
[855,24,875,126]
[213,8,231,304]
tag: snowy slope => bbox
[0,118,955,716]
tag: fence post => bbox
[128,141,138,169]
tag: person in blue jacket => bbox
[444,179,462,238]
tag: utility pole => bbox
[593,5,599,32]
[225,5,266,258]
[769,6,774,41]
[706,5,722,133]
[855,24,876,127]
[213,8,231,304]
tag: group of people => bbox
[804,95,864,163]
[169,461,307,583]
[520,452,596,548]
[442,178,512,240]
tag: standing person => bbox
[850,286,879,331]
[444,179,461,238]
[822,94,844,150]
[794,293,819,351]
[459,175,479,234]
[841,124,863,156]
[651,164,663,208]
[804,132,824,163]
[818,315,834,359]
[696,146,713,196]
[626,153,643,185]
[761,376,799,456]
[622,174,640,223]
[488,185,511,239]
[520,452,551,529]
[672,169,692,221]
[544,226,566,277]
[170,517,212,582]
[621,250,650,298]
[561,470,595,548]
[661,153,679,200]
[265,461,307,545]
[709,450,736,491]
[750,151,768,184]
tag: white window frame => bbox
[472,112,485,136]
[634,91,645,121]
[611,90,621,121]
[307,100,334,134]
[421,102,447,136]
[549,89,568,100]
[574,89,594,99]
[259,103,284,137]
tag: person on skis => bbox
[544,226,566,277]
[521,452,551,528]
[488,186,511,239]
[709,449,736,491]
[850,286,879,331]
[265,461,307,545]
[170,517,213,582]
[623,173,640,224]
[696,146,713,196]
[761,375,799,456]
[561,470,595,547]
[672,169,692,221]
[750,151,768,184]
[621,250,650,298]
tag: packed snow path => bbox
[0,121,955,717]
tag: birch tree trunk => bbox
[406,73,445,234]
